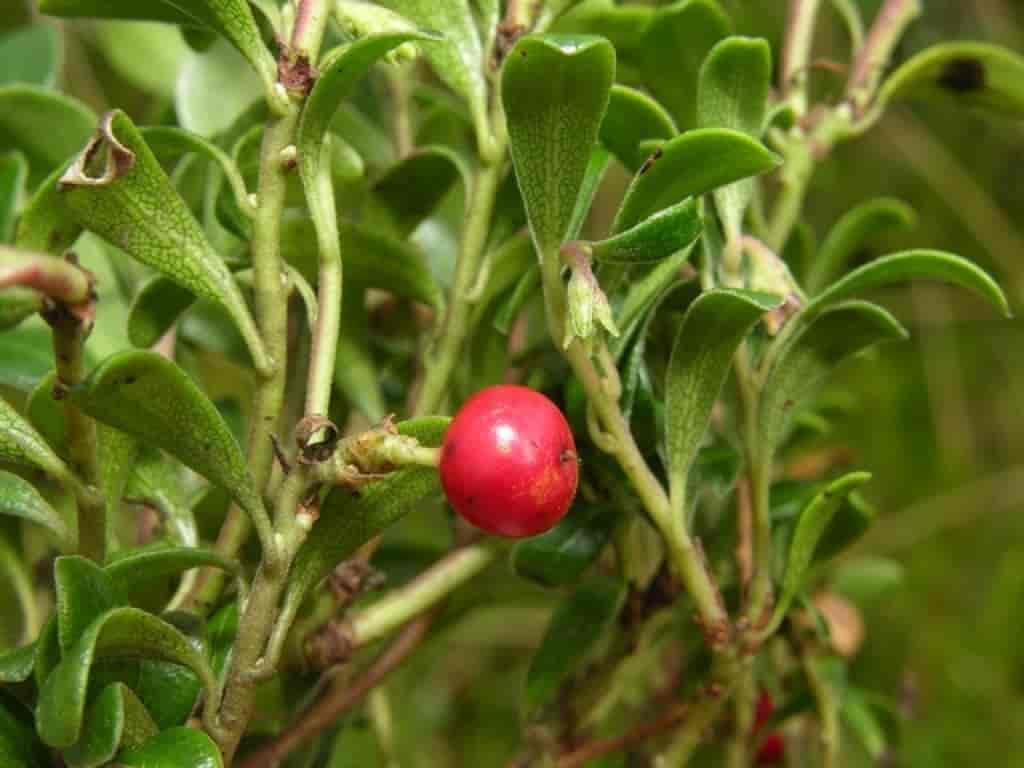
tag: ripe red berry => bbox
[755,732,785,765]
[440,385,579,538]
[754,691,775,732]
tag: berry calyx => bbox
[440,385,579,538]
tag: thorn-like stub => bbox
[304,620,355,669]
[277,41,319,96]
[295,414,340,464]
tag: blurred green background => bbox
[3,0,1024,764]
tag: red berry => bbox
[440,385,578,538]
[754,691,775,732]
[755,732,785,765]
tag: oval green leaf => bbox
[771,472,873,628]
[0,470,70,546]
[59,110,269,373]
[0,25,60,88]
[371,146,468,236]
[760,301,908,453]
[0,644,35,685]
[35,606,217,748]
[69,350,270,543]
[0,395,73,484]
[511,503,621,588]
[805,249,1010,319]
[878,42,1024,119]
[599,84,677,172]
[637,0,731,130]
[117,726,223,768]
[665,289,782,508]
[806,199,917,293]
[63,683,158,768]
[126,276,197,349]
[105,545,239,607]
[0,694,48,768]
[613,128,780,233]
[502,34,616,257]
[524,575,626,720]
[0,86,95,178]
[55,556,120,654]
[591,198,701,264]
[0,152,28,244]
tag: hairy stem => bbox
[781,0,823,115]
[539,249,729,641]
[847,0,923,110]
[414,155,505,416]
[349,544,495,646]
[727,665,757,768]
[49,301,105,562]
[803,652,840,767]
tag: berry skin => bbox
[754,691,775,732]
[755,732,785,765]
[440,385,579,538]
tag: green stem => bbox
[765,139,813,253]
[803,652,840,768]
[414,155,505,416]
[303,159,342,419]
[290,0,331,61]
[659,657,741,767]
[781,0,823,115]
[847,0,923,111]
[50,305,105,562]
[727,664,756,768]
[349,544,496,646]
[539,248,730,642]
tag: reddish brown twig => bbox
[239,616,431,768]
[554,702,691,768]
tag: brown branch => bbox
[554,702,691,768]
[238,616,431,768]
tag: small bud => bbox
[561,242,619,352]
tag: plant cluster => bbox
[0,0,1021,766]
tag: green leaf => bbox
[806,199,917,293]
[813,490,875,561]
[0,470,71,546]
[841,688,888,760]
[175,39,264,138]
[697,36,771,236]
[665,289,781,507]
[0,644,35,684]
[35,606,217,748]
[379,0,490,152]
[282,219,444,309]
[371,146,468,236]
[0,694,48,768]
[591,198,701,264]
[105,545,239,606]
[15,164,80,254]
[805,249,1010,319]
[126,277,196,349]
[567,145,612,241]
[25,370,66,451]
[70,351,268,536]
[773,472,872,626]
[55,556,120,654]
[552,0,654,55]
[64,683,158,768]
[637,0,731,130]
[511,503,621,587]
[0,395,73,484]
[613,128,780,233]
[33,617,60,688]
[599,84,677,172]
[93,22,187,99]
[0,325,54,393]
[524,575,626,720]
[59,110,269,372]
[0,152,27,244]
[41,0,276,99]
[97,424,139,555]
[0,25,60,88]
[760,302,908,453]
[877,42,1024,119]
[126,451,197,548]
[141,125,252,219]
[117,726,223,768]
[830,557,905,604]
[283,418,449,611]
[613,246,697,356]
[0,86,96,179]
[0,288,42,331]
[502,34,616,257]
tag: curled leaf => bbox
[0,470,71,547]
[59,111,269,373]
